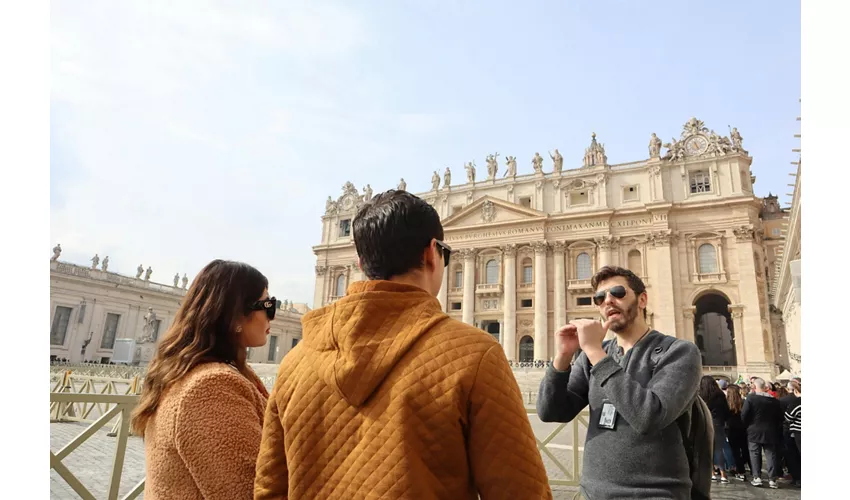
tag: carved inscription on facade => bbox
[446,226,543,242]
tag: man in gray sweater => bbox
[538,266,702,499]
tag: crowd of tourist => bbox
[702,375,802,489]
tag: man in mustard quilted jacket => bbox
[255,190,552,499]
[537,266,702,499]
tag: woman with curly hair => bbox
[131,259,275,499]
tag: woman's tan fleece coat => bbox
[143,362,269,500]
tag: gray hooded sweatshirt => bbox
[537,331,701,500]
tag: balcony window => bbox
[698,244,718,274]
[576,253,592,280]
[485,259,499,284]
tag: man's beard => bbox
[609,299,639,333]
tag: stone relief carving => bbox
[535,180,544,190]
[51,244,62,262]
[444,167,451,188]
[101,256,109,272]
[531,152,544,174]
[504,156,517,177]
[550,149,563,173]
[551,241,567,253]
[501,243,517,257]
[520,319,533,327]
[136,264,144,279]
[552,179,561,190]
[90,254,100,270]
[465,161,476,183]
[466,191,474,204]
[431,171,441,191]
[582,133,608,167]
[481,200,496,223]
[486,153,499,180]
[649,133,662,158]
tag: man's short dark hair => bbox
[352,190,444,280]
[591,266,647,318]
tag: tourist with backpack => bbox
[538,266,710,500]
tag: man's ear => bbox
[422,239,439,270]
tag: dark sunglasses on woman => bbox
[250,297,277,320]
[592,285,627,306]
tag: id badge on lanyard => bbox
[598,400,618,430]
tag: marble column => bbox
[461,248,477,325]
[313,266,327,309]
[533,241,549,361]
[552,242,566,329]
[650,231,678,337]
[682,306,696,343]
[438,265,448,312]
[728,304,747,370]
[502,244,517,361]
[732,227,769,368]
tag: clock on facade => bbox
[684,136,708,156]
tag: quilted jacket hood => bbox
[300,280,448,407]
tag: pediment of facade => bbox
[442,195,547,229]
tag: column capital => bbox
[457,248,478,260]
[551,241,567,253]
[682,306,696,320]
[315,265,327,276]
[649,230,677,247]
[532,241,549,255]
[727,304,745,318]
[501,243,517,258]
[594,235,619,250]
[732,225,756,242]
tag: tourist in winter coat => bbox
[781,380,802,487]
[699,376,732,483]
[725,385,749,480]
[131,260,274,500]
[742,377,784,488]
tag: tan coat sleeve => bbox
[174,371,263,500]
[467,345,553,500]
[254,373,289,499]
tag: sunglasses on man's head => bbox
[592,285,627,306]
[250,296,277,320]
[434,239,452,267]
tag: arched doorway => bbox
[519,336,534,362]
[694,292,737,366]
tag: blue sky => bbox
[50,0,801,307]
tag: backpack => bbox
[601,335,714,500]
[652,335,714,500]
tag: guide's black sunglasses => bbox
[250,296,277,320]
[434,239,452,267]
[592,286,628,306]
